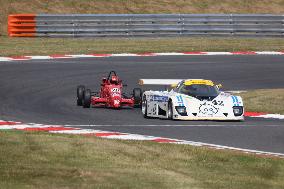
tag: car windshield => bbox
[178,84,219,97]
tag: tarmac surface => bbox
[0,55,283,154]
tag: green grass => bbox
[239,89,284,114]
[1,37,284,56]
[1,130,284,189]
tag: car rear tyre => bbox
[83,89,91,108]
[141,95,148,118]
[167,101,173,120]
[77,85,85,106]
[133,88,142,108]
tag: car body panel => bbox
[141,79,244,121]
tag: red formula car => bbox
[77,71,142,109]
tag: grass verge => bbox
[238,89,284,114]
[0,130,284,189]
[1,37,284,56]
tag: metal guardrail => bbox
[8,14,284,37]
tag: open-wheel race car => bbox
[77,71,142,109]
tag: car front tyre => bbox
[141,95,148,118]
[83,89,91,108]
[167,101,173,120]
[133,88,142,108]
[77,85,85,106]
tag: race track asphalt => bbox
[0,55,284,154]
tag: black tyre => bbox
[141,95,148,118]
[133,88,142,108]
[77,85,85,106]
[83,89,92,108]
[167,100,173,120]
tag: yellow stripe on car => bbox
[184,79,214,86]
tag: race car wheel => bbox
[77,85,85,106]
[141,95,148,118]
[133,88,142,108]
[167,101,173,120]
[83,89,91,108]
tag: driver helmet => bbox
[110,76,119,84]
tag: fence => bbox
[8,14,284,37]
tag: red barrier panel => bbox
[8,14,36,37]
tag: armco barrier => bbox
[8,14,36,37]
[8,14,284,37]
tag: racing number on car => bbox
[111,88,120,93]
[212,100,224,106]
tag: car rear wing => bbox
[138,79,183,86]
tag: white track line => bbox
[0,57,12,61]
[25,56,52,59]
[254,114,284,119]
[1,51,284,62]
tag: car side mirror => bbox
[216,84,222,89]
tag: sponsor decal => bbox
[199,102,219,116]
[112,93,120,97]
[149,95,168,102]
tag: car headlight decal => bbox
[175,106,187,116]
[233,106,243,116]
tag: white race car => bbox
[139,79,244,121]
